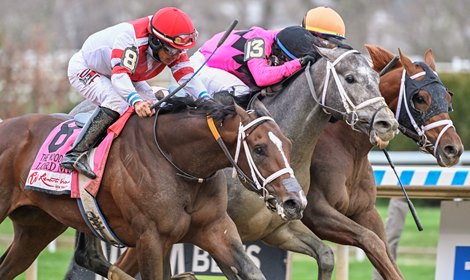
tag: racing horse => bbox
[70,46,400,279]
[300,45,463,279]
[0,97,308,280]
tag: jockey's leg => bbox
[61,106,119,178]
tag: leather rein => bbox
[152,109,294,202]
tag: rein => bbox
[153,108,294,203]
[304,49,387,131]
[153,109,216,183]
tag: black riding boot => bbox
[61,106,119,179]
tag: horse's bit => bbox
[304,49,388,131]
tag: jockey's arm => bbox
[169,53,209,100]
[247,57,301,87]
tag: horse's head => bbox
[366,45,463,167]
[230,100,306,220]
[311,46,398,148]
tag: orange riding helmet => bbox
[302,7,346,40]
[148,7,198,49]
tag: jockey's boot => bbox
[61,106,119,179]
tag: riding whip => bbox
[151,19,239,110]
[382,149,423,231]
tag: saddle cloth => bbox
[25,107,134,198]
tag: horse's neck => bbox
[126,114,232,178]
[263,73,331,187]
[325,121,373,158]
[380,69,403,113]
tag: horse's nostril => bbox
[374,119,398,131]
[444,144,462,157]
[375,120,390,130]
[283,199,300,211]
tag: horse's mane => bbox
[213,90,269,119]
[159,95,237,123]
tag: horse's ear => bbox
[424,48,437,71]
[234,104,248,121]
[315,46,334,61]
[365,44,398,73]
[251,99,272,117]
[398,48,419,75]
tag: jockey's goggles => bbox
[151,27,198,47]
[161,42,183,56]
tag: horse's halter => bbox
[207,113,297,210]
[394,61,454,156]
[305,49,388,131]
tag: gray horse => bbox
[66,46,398,280]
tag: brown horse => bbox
[0,97,307,280]
[300,45,463,279]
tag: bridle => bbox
[152,109,297,208]
[381,57,454,156]
[304,49,388,131]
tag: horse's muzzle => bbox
[278,178,306,220]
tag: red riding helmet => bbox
[302,7,346,39]
[148,7,198,49]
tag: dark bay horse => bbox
[0,97,307,280]
[74,46,400,279]
[300,45,463,279]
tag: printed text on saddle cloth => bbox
[25,108,133,196]
[26,119,81,195]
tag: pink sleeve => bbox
[247,58,301,87]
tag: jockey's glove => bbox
[299,55,317,67]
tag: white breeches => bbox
[68,51,156,115]
[190,51,250,97]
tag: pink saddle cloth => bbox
[25,107,134,198]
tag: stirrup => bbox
[71,152,96,179]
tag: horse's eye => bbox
[253,145,266,156]
[413,95,426,105]
[345,75,355,83]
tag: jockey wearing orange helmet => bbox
[302,6,346,40]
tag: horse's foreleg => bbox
[136,231,166,280]
[115,247,139,276]
[0,245,11,265]
[353,207,404,280]
[0,220,66,280]
[261,220,334,280]
[194,214,266,280]
[114,248,176,280]
[71,232,134,280]
[303,201,404,280]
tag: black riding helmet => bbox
[273,26,320,62]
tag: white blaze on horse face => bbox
[268,132,290,169]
